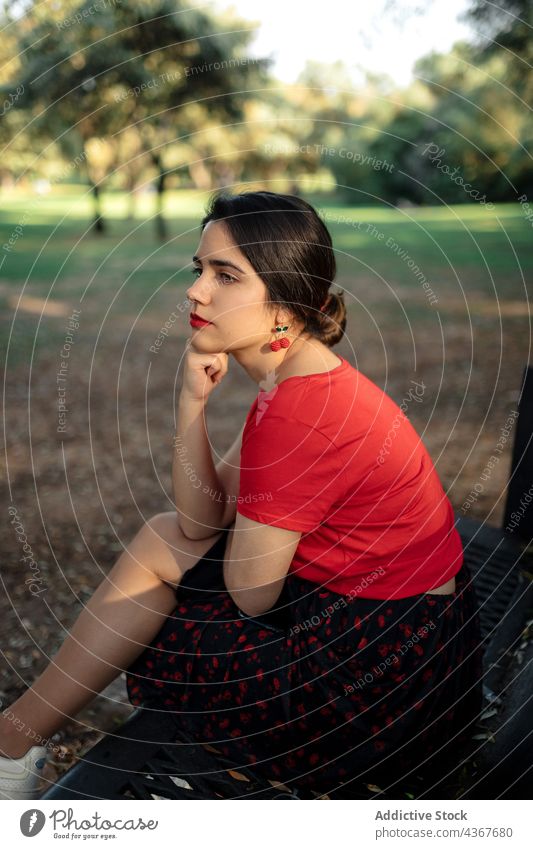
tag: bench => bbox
[42,367,533,800]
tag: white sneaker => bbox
[0,745,47,799]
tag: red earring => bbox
[270,323,291,351]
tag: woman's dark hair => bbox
[200,190,347,348]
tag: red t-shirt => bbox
[237,355,463,599]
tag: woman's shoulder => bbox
[244,361,351,444]
[244,352,404,438]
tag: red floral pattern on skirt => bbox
[125,531,483,795]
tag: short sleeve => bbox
[237,414,343,532]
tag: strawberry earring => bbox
[270,323,291,351]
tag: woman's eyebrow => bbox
[192,255,245,274]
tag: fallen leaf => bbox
[227,769,250,782]
[268,779,291,792]
[202,743,222,754]
[169,775,193,791]
[480,708,498,720]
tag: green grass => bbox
[1,187,530,364]
[312,201,531,296]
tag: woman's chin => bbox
[189,333,220,351]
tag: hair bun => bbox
[319,294,332,313]
[312,289,347,347]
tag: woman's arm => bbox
[173,397,245,539]
[172,346,244,539]
[173,348,234,540]
[173,394,228,539]
[223,513,301,617]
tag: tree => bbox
[4,0,270,236]
[460,0,533,101]
[112,1,270,238]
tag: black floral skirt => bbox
[125,526,484,796]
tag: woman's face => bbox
[186,219,283,355]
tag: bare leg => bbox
[0,513,228,759]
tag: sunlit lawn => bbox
[1,185,531,365]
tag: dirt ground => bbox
[1,285,529,789]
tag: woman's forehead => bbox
[196,221,252,271]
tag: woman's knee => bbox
[143,512,219,548]
[143,511,183,542]
[144,512,234,543]
[137,512,227,583]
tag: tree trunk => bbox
[152,154,167,241]
[125,167,140,220]
[90,181,105,234]
[188,158,212,190]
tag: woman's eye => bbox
[189,268,235,284]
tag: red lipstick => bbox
[189,312,213,328]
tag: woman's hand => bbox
[180,348,229,403]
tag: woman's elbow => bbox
[177,516,217,541]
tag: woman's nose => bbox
[186,274,211,303]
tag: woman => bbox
[0,190,482,800]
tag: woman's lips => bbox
[189,314,213,327]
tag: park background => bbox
[1,0,532,792]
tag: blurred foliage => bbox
[461,0,533,100]
[0,0,271,234]
[0,0,531,222]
